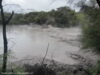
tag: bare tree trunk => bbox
[0,0,7,72]
[0,0,14,72]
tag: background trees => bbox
[79,0,100,53]
[0,6,78,27]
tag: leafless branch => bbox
[41,43,50,65]
[5,11,14,24]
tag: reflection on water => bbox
[0,25,81,64]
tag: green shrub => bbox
[89,61,100,75]
[81,5,100,53]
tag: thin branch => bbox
[5,11,14,24]
[41,43,49,65]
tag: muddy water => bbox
[0,25,81,64]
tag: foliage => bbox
[24,64,56,75]
[0,6,79,27]
[89,61,100,75]
[81,4,100,53]
[76,12,88,25]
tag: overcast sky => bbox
[3,0,80,11]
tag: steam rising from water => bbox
[0,25,81,64]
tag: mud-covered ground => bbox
[0,25,99,65]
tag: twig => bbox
[41,43,49,65]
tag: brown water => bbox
[0,25,82,64]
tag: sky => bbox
[3,0,80,12]
[3,0,66,11]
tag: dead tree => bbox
[0,0,14,72]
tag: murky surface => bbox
[0,25,81,64]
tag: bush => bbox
[81,5,100,53]
[89,61,100,75]
[24,64,56,75]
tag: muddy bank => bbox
[8,53,96,75]
[0,25,81,64]
[0,25,99,65]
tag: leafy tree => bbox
[80,1,100,53]
[0,6,78,27]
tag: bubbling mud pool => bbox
[0,25,82,64]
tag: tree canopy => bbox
[0,6,79,27]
